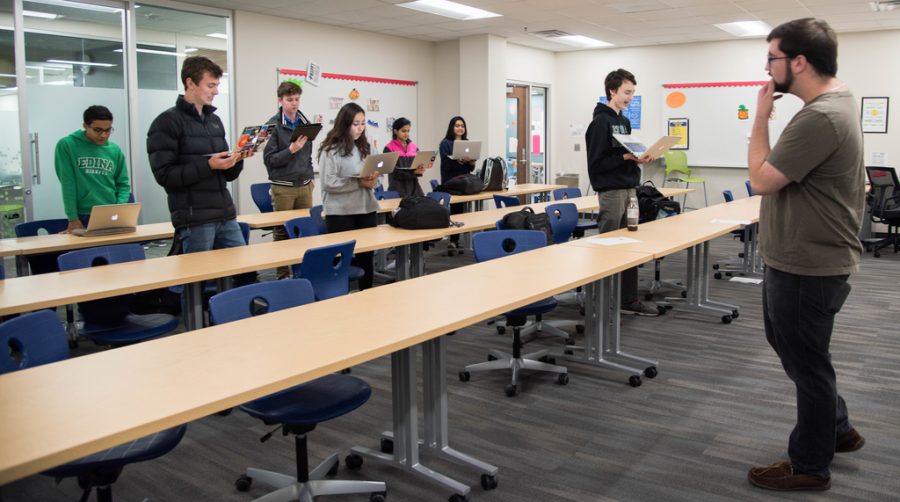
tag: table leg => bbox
[183,282,204,331]
[666,244,740,321]
[15,255,28,277]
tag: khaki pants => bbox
[271,183,314,279]
[597,188,639,305]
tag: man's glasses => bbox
[766,55,793,65]
[90,126,114,135]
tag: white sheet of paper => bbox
[585,236,641,246]
[711,218,752,225]
[730,276,763,284]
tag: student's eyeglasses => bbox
[766,55,793,65]
[90,126,114,135]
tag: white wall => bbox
[232,11,438,215]
[554,30,900,209]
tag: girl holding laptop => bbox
[384,117,431,197]
[438,116,476,255]
[319,102,380,289]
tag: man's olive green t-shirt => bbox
[759,91,865,276]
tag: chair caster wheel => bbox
[579,307,585,315]
[731,309,739,319]
[714,272,723,280]
[557,373,569,385]
[629,375,642,387]
[681,290,688,298]
[564,349,574,355]
[721,315,732,324]
[712,264,719,270]
[380,438,394,454]
[480,473,498,490]
[644,366,658,379]
[504,384,517,397]
[487,354,497,361]
[345,453,364,470]
[459,371,470,382]
[235,474,253,492]
[496,325,506,334]
[575,324,585,334]
[449,494,469,502]
[874,251,881,258]
[370,491,387,502]
[327,460,339,477]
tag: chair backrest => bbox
[209,278,316,325]
[376,190,401,200]
[284,216,321,239]
[544,203,579,244]
[237,221,250,244]
[663,151,691,177]
[745,179,755,197]
[15,218,69,237]
[723,190,734,203]
[430,179,439,191]
[374,184,384,195]
[295,240,355,301]
[0,310,69,374]
[552,187,582,200]
[309,205,328,235]
[426,191,452,210]
[493,194,520,208]
[58,244,146,324]
[866,166,900,215]
[250,183,273,213]
[473,229,546,263]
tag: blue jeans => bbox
[176,219,255,286]
[762,266,853,479]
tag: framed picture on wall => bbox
[667,118,689,150]
[861,97,888,133]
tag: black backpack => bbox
[437,173,484,195]
[637,181,681,222]
[390,196,451,229]
[475,157,508,191]
[500,206,553,245]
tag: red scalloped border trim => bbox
[663,81,768,88]
[279,69,417,86]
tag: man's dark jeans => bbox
[762,266,853,479]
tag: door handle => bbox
[30,132,41,184]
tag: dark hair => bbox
[318,102,370,159]
[443,116,468,142]
[181,56,223,88]
[391,117,411,140]
[604,68,636,100]
[767,18,838,77]
[277,80,302,98]
[83,105,113,124]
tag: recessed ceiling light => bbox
[206,32,228,39]
[47,59,117,68]
[397,0,501,20]
[23,10,59,19]
[714,21,772,37]
[555,35,613,48]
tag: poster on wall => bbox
[305,61,321,87]
[600,95,641,129]
[667,118,689,150]
[861,97,889,133]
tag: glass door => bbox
[505,84,527,186]
[0,0,24,237]
[530,86,547,184]
[20,0,127,221]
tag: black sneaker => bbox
[621,300,662,317]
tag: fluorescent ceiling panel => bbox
[397,0,501,21]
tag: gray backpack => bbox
[476,157,508,191]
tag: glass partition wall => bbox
[3,0,232,233]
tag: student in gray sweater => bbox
[319,102,379,289]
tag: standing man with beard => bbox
[746,18,865,492]
[585,68,661,316]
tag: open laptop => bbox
[72,203,141,237]
[450,140,481,160]
[613,134,681,159]
[397,150,436,170]
[351,151,401,178]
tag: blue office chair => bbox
[376,190,400,200]
[544,203,578,245]
[15,219,69,275]
[309,205,328,235]
[430,179,439,191]
[712,190,752,279]
[0,310,187,502]
[459,230,569,397]
[493,194,520,208]
[57,244,178,346]
[0,261,4,280]
[745,180,755,197]
[208,280,385,501]
[250,182,274,213]
[292,241,356,301]
[284,217,365,285]
[426,191,452,210]
[552,187,597,237]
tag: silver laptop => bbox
[450,140,481,160]
[72,203,141,237]
[612,134,681,159]
[397,150,436,170]
[351,152,401,178]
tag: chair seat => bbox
[349,265,365,281]
[670,175,705,183]
[241,374,371,426]
[44,425,187,478]
[507,297,557,318]
[81,313,179,345]
[575,220,597,230]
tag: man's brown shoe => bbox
[836,428,865,453]
[748,461,831,491]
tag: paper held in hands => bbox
[612,134,681,159]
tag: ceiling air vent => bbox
[530,29,572,39]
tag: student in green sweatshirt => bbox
[54,105,131,233]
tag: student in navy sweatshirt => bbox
[438,116,475,255]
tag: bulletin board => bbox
[277,68,418,163]
[661,81,804,168]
